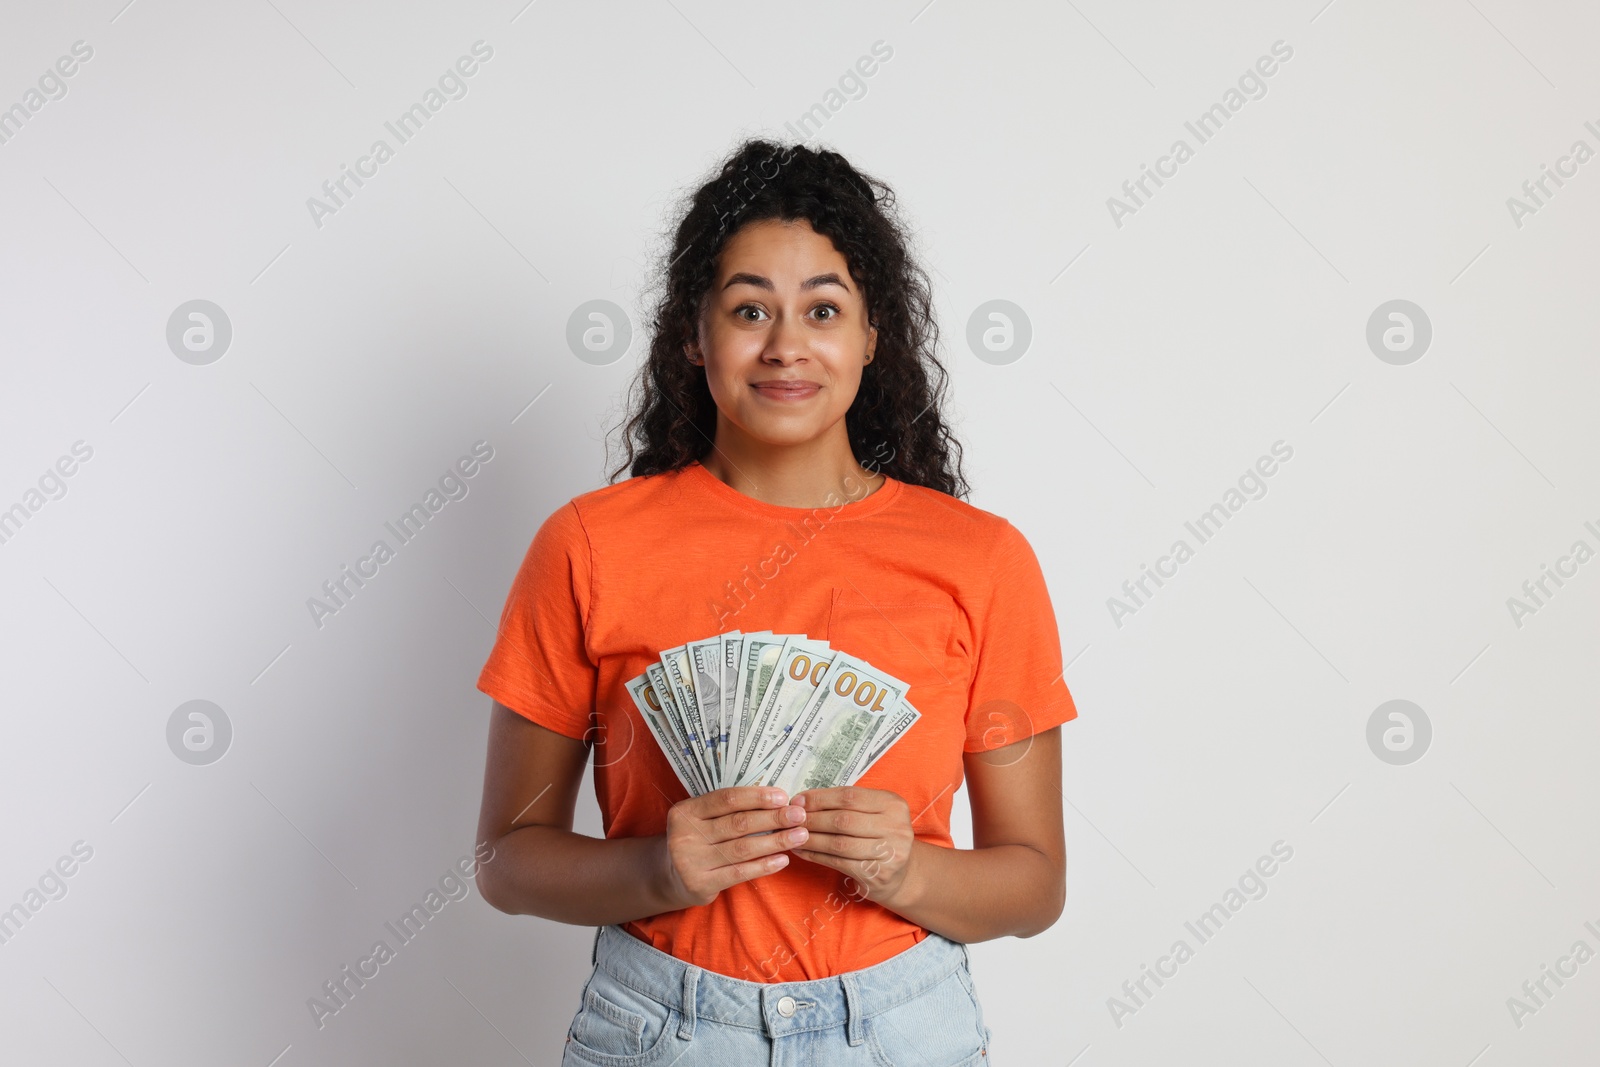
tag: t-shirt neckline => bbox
[682,459,903,522]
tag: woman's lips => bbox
[751,381,821,400]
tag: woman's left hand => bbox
[788,786,918,908]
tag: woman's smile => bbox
[750,379,822,402]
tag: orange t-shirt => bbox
[476,460,1077,982]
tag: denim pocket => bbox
[955,964,991,1051]
[564,967,681,1066]
[866,966,988,1067]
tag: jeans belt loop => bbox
[678,963,701,1040]
[591,926,602,968]
[841,971,866,1046]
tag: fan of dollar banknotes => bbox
[624,631,922,796]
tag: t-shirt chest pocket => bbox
[825,586,958,695]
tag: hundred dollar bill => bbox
[732,636,834,787]
[653,654,714,792]
[762,652,910,794]
[728,631,783,779]
[642,662,706,795]
[846,700,921,784]
[624,672,700,795]
[688,634,732,785]
[718,632,742,776]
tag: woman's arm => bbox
[474,701,807,925]
[790,726,1066,943]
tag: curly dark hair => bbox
[605,137,969,499]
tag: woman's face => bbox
[689,217,877,452]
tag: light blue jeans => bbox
[559,923,994,1066]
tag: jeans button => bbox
[777,995,797,1017]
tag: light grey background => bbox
[2,1,1597,1064]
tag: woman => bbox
[474,138,1077,1065]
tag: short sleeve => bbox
[476,501,597,741]
[964,520,1078,752]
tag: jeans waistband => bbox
[588,924,971,1041]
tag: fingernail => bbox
[767,790,787,804]
[785,806,805,823]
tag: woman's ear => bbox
[864,322,878,364]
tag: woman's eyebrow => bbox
[721,271,851,292]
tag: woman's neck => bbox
[696,434,884,510]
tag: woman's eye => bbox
[732,303,839,322]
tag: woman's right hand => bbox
[657,787,810,909]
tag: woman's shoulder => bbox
[535,466,692,538]
[893,479,1022,544]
